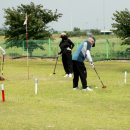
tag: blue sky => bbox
[0,0,130,31]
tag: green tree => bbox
[4,2,62,56]
[112,9,130,45]
[0,28,5,36]
[73,27,80,32]
[89,29,100,35]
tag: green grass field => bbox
[0,59,130,130]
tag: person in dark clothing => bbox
[58,32,75,78]
[72,36,96,91]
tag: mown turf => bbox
[0,59,130,130]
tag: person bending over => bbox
[72,36,96,91]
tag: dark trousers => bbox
[62,52,73,74]
[73,60,87,89]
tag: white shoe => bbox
[73,87,78,90]
[82,87,93,92]
[68,73,72,78]
[64,74,69,77]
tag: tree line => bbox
[1,2,130,54]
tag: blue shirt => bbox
[72,41,92,62]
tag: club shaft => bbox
[53,56,58,74]
[94,67,105,87]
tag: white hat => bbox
[61,32,67,36]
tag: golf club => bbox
[1,55,5,75]
[93,67,106,88]
[52,55,59,74]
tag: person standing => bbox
[58,32,74,78]
[0,46,6,81]
[72,36,96,91]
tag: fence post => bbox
[48,38,51,57]
[76,42,79,49]
[105,39,109,59]
[22,41,25,55]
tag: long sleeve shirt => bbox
[72,41,93,63]
[59,39,74,54]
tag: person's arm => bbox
[58,41,63,55]
[86,50,94,68]
[86,50,92,62]
[0,46,6,55]
[68,39,74,49]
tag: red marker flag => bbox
[1,84,5,102]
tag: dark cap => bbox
[89,36,96,47]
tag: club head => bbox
[0,76,5,81]
[53,73,56,74]
[102,86,107,88]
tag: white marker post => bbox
[124,71,127,84]
[35,78,38,95]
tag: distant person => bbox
[58,32,74,78]
[72,36,96,91]
[0,46,6,81]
